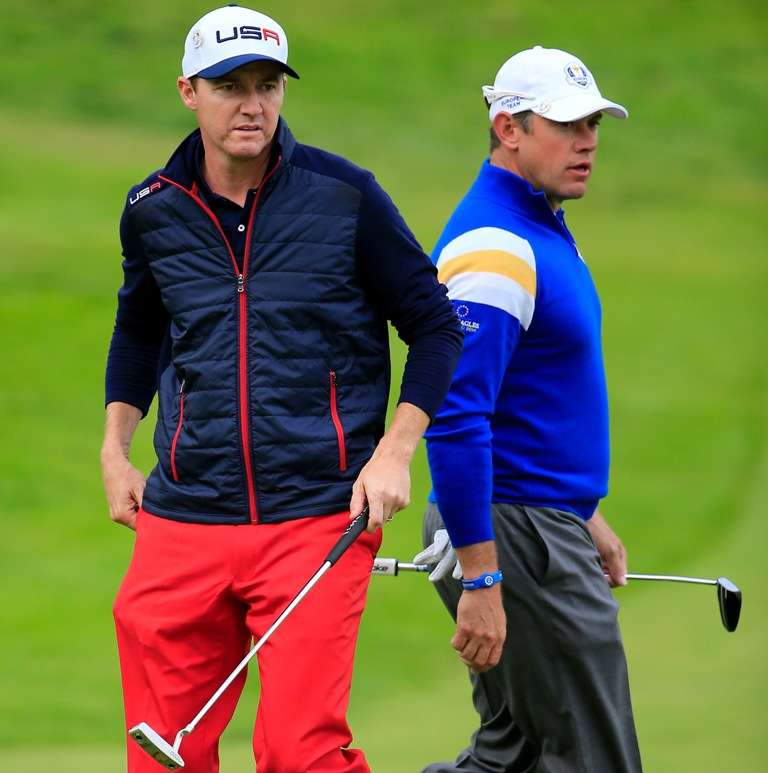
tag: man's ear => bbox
[492,112,524,151]
[177,77,198,111]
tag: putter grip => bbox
[326,508,369,566]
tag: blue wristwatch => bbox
[461,570,503,590]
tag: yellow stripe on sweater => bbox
[438,250,536,296]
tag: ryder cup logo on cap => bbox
[482,46,627,123]
[564,62,591,88]
[182,5,300,80]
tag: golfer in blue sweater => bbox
[416,46,643,772]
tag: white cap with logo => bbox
[182,5,299,80]
[483,46,626,122]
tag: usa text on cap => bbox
[182,5,299,80]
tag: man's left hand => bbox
[587,510,628,587]
[349,451,410,532]
[348,402,430,532]
[413,529,463,582]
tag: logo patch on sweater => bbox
[456,303,480,334]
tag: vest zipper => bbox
[329,370,348,472]
[170,379,186,482]
[158,158,281,523]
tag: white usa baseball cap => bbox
[182,5,299,80]
[482,46,626,123]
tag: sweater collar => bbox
[471,159,570,231]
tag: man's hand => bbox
[348,402,429,532]
[101,452,146,530]
[413,528,463,582]
[453,586,506,673]
[587,510,628,587]
[102,401,144,530]
[349,449,411,532]
[450,540,506,672]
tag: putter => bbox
[372,559,742,633]
[129,508,371,769]
[623,573,742,632]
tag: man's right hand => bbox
[101,452,146,530]
[452,585,506,673]
[101,402,144,530]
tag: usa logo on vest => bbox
[216,26,281,45]
[129,182,161,206]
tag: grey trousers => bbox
[421,502,642,773]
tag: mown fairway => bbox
[1,1,766,770]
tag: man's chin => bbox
[225,139,272,161]
[559,184,588,201]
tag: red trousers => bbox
[114,509,381,772]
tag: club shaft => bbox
[180,561,332,739]
[371,558,430,575]
[624,573,717,585]
[374,559,719,588]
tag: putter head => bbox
[129,723,185,769]
[716,577,742,632]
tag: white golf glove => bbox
[412,529,462,582]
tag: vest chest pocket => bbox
[170,379,186,482]
[329,371,348,472]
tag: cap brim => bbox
[195,54,299,80]
[537,94,627,121]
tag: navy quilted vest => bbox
[128,122,390,524]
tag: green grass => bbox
[2,0,767,770]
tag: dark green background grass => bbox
[1,1,766,770]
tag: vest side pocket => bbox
[329,371,348,472]
[170,379,186,482]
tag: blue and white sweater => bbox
[425,160,610,547]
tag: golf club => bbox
[622,573,742,632]
[129,508,371,770]
[372,559,742,632]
